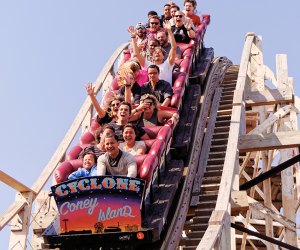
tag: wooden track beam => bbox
[238,131,300,152]
[245,88,293,106]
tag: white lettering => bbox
[59,198,99,216]
[97,205,135,221]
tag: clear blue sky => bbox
[0,1,299,248]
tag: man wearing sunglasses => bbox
[147,15,164,40]
[171,11,195,44]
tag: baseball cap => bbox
[136,22,146,30]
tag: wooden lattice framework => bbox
[198,33,300,249]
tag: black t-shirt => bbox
[97,112,113,125]
[171,25,192,44]
[117,82,141,104]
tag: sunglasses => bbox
[111,102,120,107]
[150,22,159,25]
[136,27,146,30]
[175,15,183,18]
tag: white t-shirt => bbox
[145,59,174,85]
[119,141,146,156]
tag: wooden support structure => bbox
[196,32,300,249]
[239,131,300,152]
[240,153,300,190]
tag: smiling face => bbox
[136,26,146,37]
[149,17,160,32]
[147,40,159,54]
[110,99,121,114]
[83,153,96,170]
[170,6,179,18]
[117,104,130,123]
[123,127,136,144]
[164,5,171,18]
[157,31,168,47]
[104,136,119,157]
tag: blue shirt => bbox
[68,165,97,180]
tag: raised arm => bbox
[85,83,106,118]
[185,18,195,39]
[128,26,146,68]
[164,20,176,65]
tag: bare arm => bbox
[157,110,174,123]
[164,20,176,65]
[85,83,106,118]
[161,97,171,107]
[128,26,146,67]
[185,19,195,39]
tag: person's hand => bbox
[136,102,150,111]
[163,20,172,31]
[184,18,193,31]
[123,72,133,87]
[169,113,179,125]
[137,40,145,51]
[127,26,136,37]
[85,82,94,96]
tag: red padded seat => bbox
[67,145,84,160]
[80,131,96,145]
[136,154,158,182]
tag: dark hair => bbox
[140,93,158,107]
[184,0,196,7]
[171,5,180,11]
[102,124,115,133]
[82,151,97,163]
[119,101,132,114]
[157,30,168,37]
[148,64,160,73]
[149,15,160,21]
[147,37,160,47]
[122,123,137,135]
[164,3,171,8]
[106,96,124,117]
[147,10,158,16]
[104,133,119,142]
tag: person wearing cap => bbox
[135,22,147,51]
[68,152,98,180]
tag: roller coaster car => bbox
[43,14,210,249]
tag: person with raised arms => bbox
[129,19,176,85]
